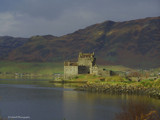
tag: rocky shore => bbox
[75,83,160,99]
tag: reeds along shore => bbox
[75,83,160,99]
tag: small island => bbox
[62,52,160,99]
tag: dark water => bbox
[0,83,160,120]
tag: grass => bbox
[0,61,159,75]
[0,61,63,75]
[71,74,102,83]
[140,79,160,89]
[72,74,160,90]
[98,65,135,72]
[75,75,160,99]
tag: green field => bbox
[0,61,64,75]
[99,65,135,72]
[0,62,135,75]
[0,61,159,79]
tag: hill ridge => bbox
[0,16,160,68]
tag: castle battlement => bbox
[64,52,98,79]
[78,52,94,58]
[64,61,78,66]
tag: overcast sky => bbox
[0,0,159,37]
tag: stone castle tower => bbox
[64,52,99,79]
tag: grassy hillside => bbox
[0,36,28,59]
[0,16,160,68]
[0,62,134,75]
[99,65,135,72]
[0,61,63,75]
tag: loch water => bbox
[0,80,160,120]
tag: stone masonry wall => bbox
[78,58,93,67]
[64,66,78,79]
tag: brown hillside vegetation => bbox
[0,16,160,68]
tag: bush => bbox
[153,79,160,88]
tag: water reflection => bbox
[62,91,97,120]
[62,91,160,120]
[0,84,160,120]
[52,83,84,88]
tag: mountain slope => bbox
[1,16,160,68]
[0,36,28,60]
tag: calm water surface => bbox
[0,81,160,120]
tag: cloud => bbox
[0,12,19,36]
[0,10,98,37]
[0,0,159,37]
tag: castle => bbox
[64,52,111,79]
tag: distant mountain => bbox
[0,36,28,60]
[0,16,160,68]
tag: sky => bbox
[0,0,160,37]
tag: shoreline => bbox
[75,83,160,99]
[49,80,87,83]
[0,76,160,99]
